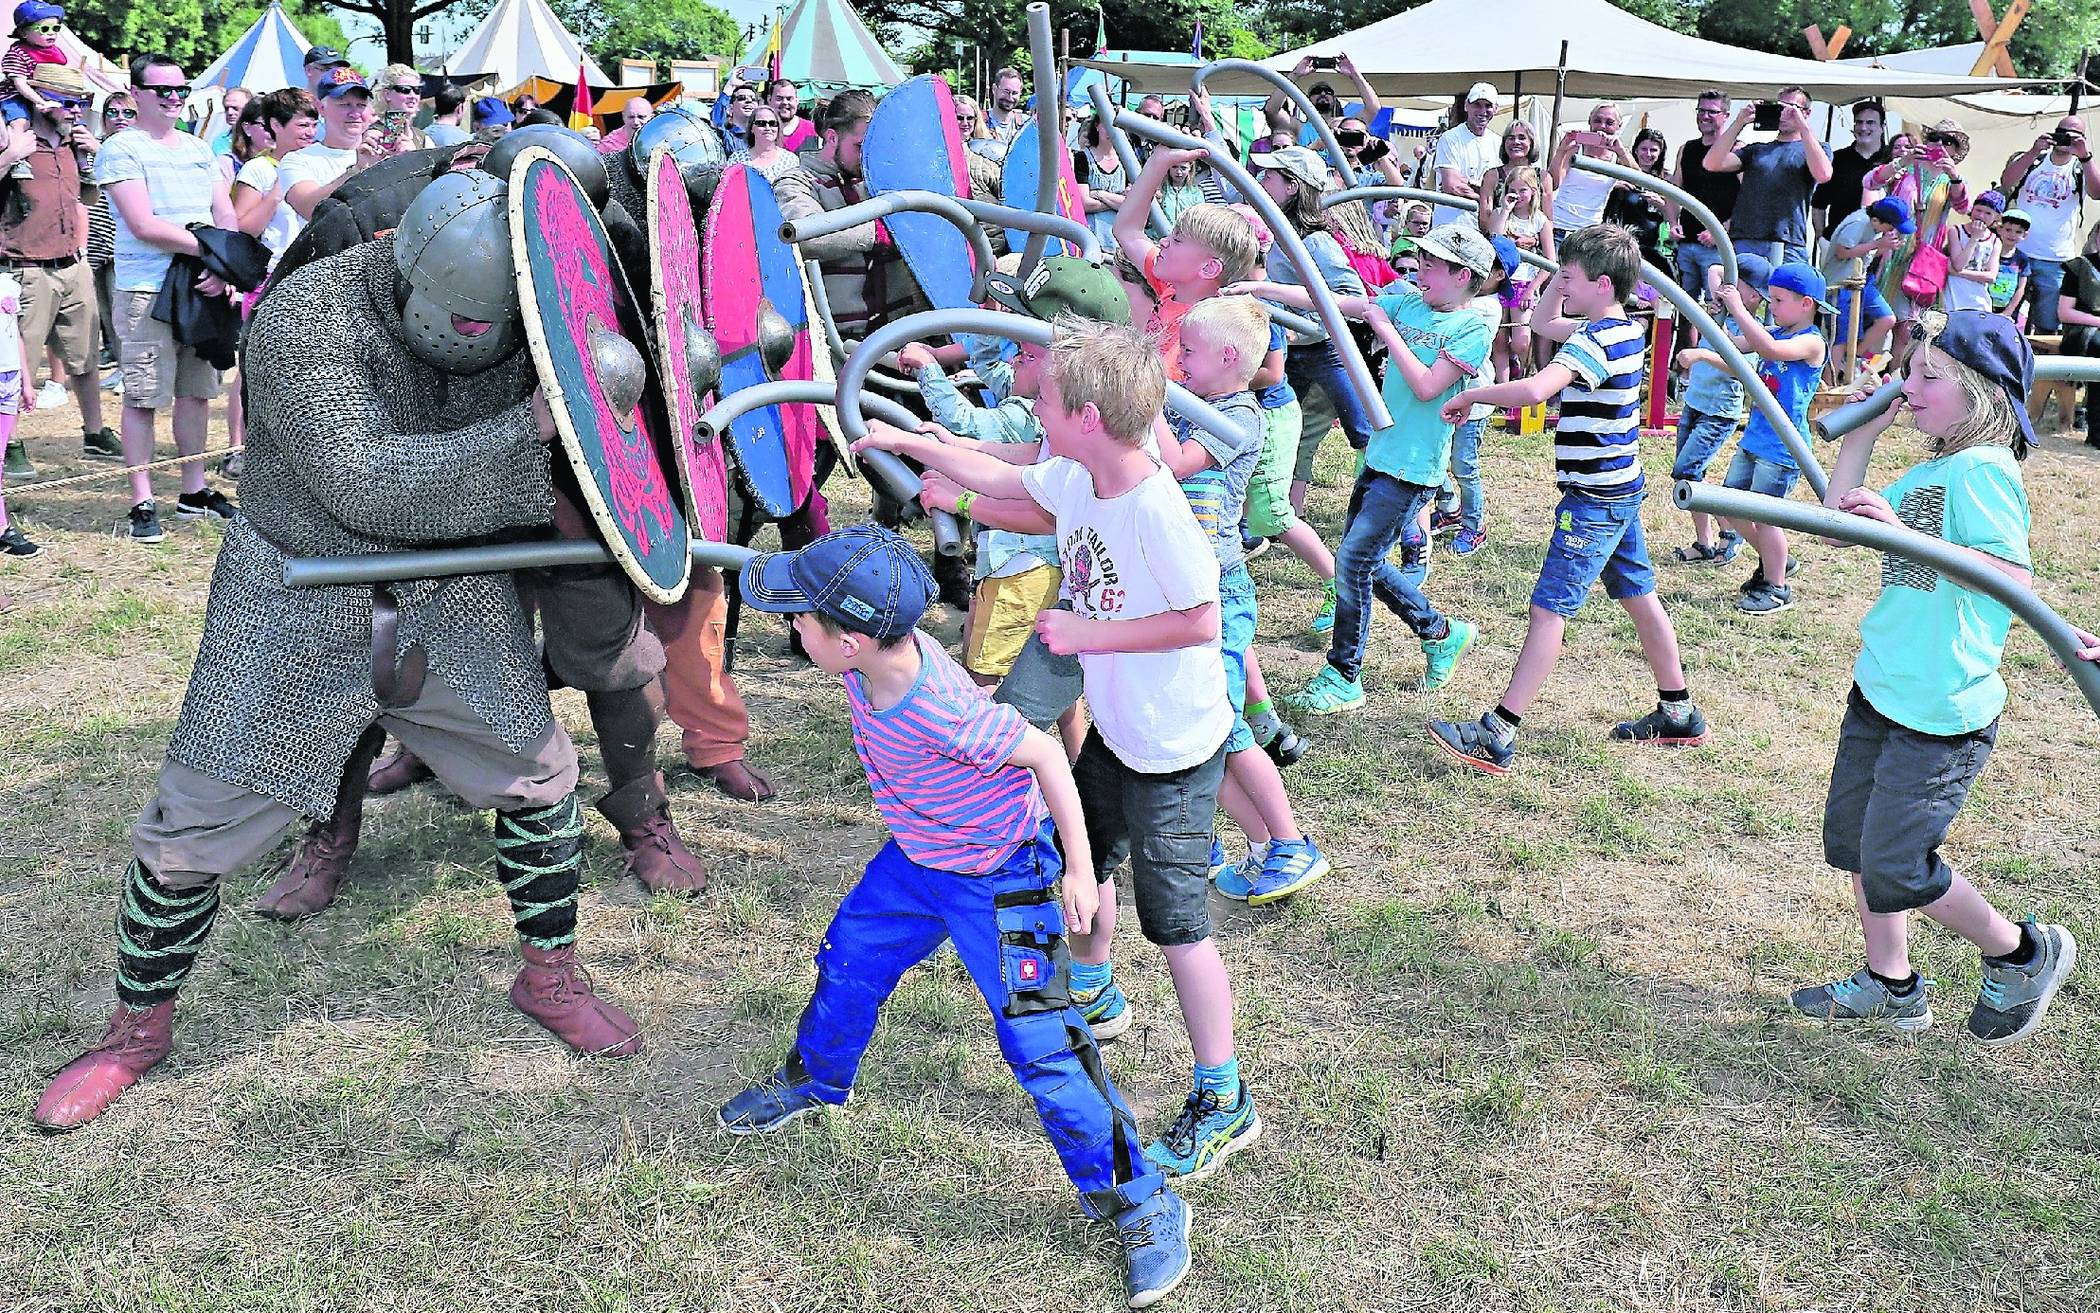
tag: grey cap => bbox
[1414,222,1497,277]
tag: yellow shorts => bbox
[963,563,1062,678]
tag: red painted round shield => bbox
[646,148,730,543]
[510,146,691,604]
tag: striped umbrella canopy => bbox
[192,2,314,93]
[445,0,609,91]
[738,0,904,92]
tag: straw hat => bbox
[28,62,87,99]
[1926,117,1971,162]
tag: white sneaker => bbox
[35,379,67,409]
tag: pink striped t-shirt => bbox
[844,632,1047,874]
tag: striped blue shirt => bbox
[844,632,1047,875]
[1550,317,1647,498]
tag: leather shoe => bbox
[366,748,432,796]
[510,944,643,1057]
[32,1001,175,1131]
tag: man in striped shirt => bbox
[716,523,1195,1309]
[1425,224,1710,774]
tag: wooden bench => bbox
[2028,334,2078,435]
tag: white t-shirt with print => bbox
[1020,455,1230,773]
[2012,156,2083,262]
[1431,124,1501,227]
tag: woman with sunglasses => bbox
[954,93,1003,164]
[732,104,797,181]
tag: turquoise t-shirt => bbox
[1853,445,2031,735]
[1737,323,1822,470]
[1364,281,1492,487]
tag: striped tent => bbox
[0,25,125,95]
[739,0,904,92]
[192,2,313,94]
[445,0,610,91]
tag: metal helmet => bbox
[632,106,726,177]
[482,124,609,208]
[393,170,522,373]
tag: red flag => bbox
[569,58,592,130]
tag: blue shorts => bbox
[1531,490,1656,618]
[1671,407,1739,483]
[0,97,30,126]
[1833,284,1893,334]
[1219,565,1257,755]
[1723,448,1800,500]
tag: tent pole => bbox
[2072,48,2090,117]
[1547,40,1569,166]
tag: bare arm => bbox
[1004,728,1097,933]
[1117,148,1189,265]
[1153,413,1216,480]
[1702,109,1748,175]
[1999,137,2048,192]
[1039,601,1219,655]
[1338,53,1380,118]
[852,421,1034,500]
[1361,302,1468,401]
[1529,271,1582,343]
[1444,363,1576,419]
[2058,292,2100,329]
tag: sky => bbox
[327,0,787,70]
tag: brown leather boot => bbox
[366,747,432,796]
[596,771,707,896]
[32,1000,175,1131]
[509,943,644,1057]
[257,726,382,919]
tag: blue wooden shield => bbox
[1000,119,1086,258]
[863,74,979,310]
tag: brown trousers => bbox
[644,566,752,770]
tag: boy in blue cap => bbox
[1669,252,1770,564]
[1706,259,1830,614]
[718,523,1193,1310]
[1822,196,1910,363]
[3,0,69,176]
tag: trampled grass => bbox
[2,397,2097,1312]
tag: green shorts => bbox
[1293,383,1339,484]
[1246,400,1301,537]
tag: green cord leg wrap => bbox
[494,795,583,950]
[114,860,220,1007]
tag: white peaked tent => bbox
[0,25,125,95]
[193,2,314,94]
[1082,0,2043,99]
[444,0,609,91]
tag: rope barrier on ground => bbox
[6,444,235,494]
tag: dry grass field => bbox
[2,391,2097,1313]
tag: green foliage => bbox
[870,0,1265,78]
[549,0,742,69]
[63,0,344,70]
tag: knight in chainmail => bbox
[32,171,649,1133]
[251,123,713,922]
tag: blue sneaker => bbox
[1450,527,1486,557]
[1306,578,1336,636]
[1212,842,1264,902]
[1206,836,1233,882]
[717,1067,831,1135]
[1116,1187,1193,1308]
[1146,1083,1261,1182]
[1076,980,1134,1040]
[1425,713,1515,776]
[1248,837,1329,907]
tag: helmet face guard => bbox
[393,171,523,373]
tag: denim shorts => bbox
[1671,407,1738,483]
[1723,447,1800,500]
[1219,566,1258,755]
[1823,685,1998,913]
[1833,283,1893,333]
[1530,490,1655,618]
[1073,736,1228,946]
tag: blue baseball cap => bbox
[1733,252,1773,296]
[740,523,935,641]
[1487,234,1522,284]
[315,66,370,100]
[1929,309,2037,455]
[1867,196,1916,234]
[471,96,514,128]
[13,1,63,28]
[1768,261,1835,314]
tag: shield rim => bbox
[645,146,731,543]
[508,143,691,604]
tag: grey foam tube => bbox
[779,190,996,301]
[1675,480,2100,720]
[1085,78,1170,238]
[282,537,758,589]
[1570,155,1737,286]
[1020,2,1060,277]
[1191,58,1354,183]
[1111,110,1392,429]
[953,195,1103,263]
[1812,377,1905,443]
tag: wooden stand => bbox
[2028,334,2078,436]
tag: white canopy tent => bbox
[443,0,609,91]
[1081,0,2047,100]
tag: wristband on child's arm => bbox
[955,490,977,518]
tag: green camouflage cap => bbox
[982,256,1131,326]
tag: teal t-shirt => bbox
[1853,445,2031,735]
[1364,282,1492,486]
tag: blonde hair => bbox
[1504,165,1543,209]
[380,63,419,91]
[1910,314,2026,459]
[1171,203,1261,284]
[1182,295,1271,388]
[1048,315,1166,443]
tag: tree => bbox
[329,0,457,66]
[549,0,743,71]
[870,0,1265,81]
[63,0,347,72]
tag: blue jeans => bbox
[1329,467,1448,682]
[1734,237,1809,268]
[1671,407,1738,483]
[1219,566,1257,754]
[793,821,1163,1219]
[1674,240,1723,298]
[1285,341,1379,453]
[1436,416,1487,533]
[1530,490,1656,617]
[1723,447,1800,499]
[2028,256,2066,332]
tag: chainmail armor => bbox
[166,237,557,821]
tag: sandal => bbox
[1672,542,1722,564]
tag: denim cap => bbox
[740,523,936,641]
[472,96,515,128]
[1972,189,2007,214]
[1867,196,1915,234]
[1733,252,1773,296]
[1928,309,2037,454]
[1768,261,1834,314]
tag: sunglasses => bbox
[145,84,191,100]
[752,117,779,127]
[48,94,87,109]
[388,85,423,95]
[103,106,137,119]
[27,20,59,32]
[1924,132,1958,146]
